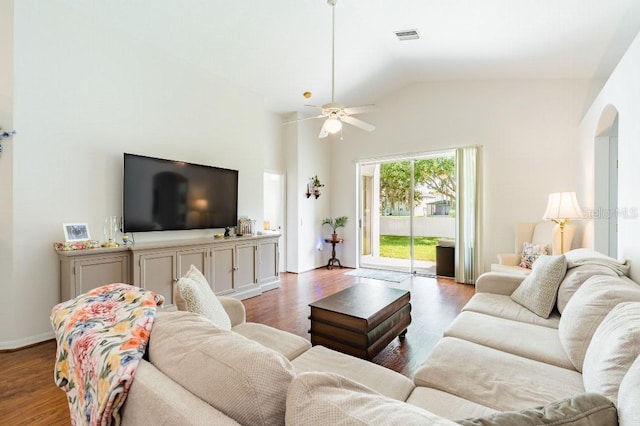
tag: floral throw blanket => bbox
[51,283,164,426]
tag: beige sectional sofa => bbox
[120,262,640,425]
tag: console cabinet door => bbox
[60,253,130,301]
[177,247,209,281]
[235,242,258,290]
[211,244,235,295]
[138,250,177,308]
[258,238,279,288]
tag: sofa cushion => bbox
[148,311,295,426]
[232,322,311,360]
[456,392,617,426]
[462,293,560,328]
[618,354,640,426]
[413,337,584,412]
[511,254,567,318]
[291,345,415,401]
[582,302,640,405]
[559,275,640,372]
[557,265,617,314]
[444,311,574,370]
[285,372,457,426]
[120,360,241,426]
[406,387,498,420]
[175,265,232,330]
[519,242,548,269]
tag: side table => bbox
[324,238,343,269]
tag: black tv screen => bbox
[123,153,238,232]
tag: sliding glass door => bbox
[358,152,456,275]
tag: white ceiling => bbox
[64,0,640,114]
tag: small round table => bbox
[324,238,343,270]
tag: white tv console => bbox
[57,234,280,308]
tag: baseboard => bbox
[0,330,54,351]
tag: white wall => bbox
[284,116,331,273]
[1,2,281,349]
[579,32,640,280]
[0,0,15,346]
[329,79,600,272]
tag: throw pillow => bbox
[559,275,640,372]
[286,372,457,426]
[519,242,548,269]
[456,392,617,426]
[175,264,232,330]
[582,302,640,405]
[556,265,617,314]
[149,311,295,426]
[511,254,567,318]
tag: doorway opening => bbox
[263,171,286,272]
[358,151,456,275]
[594,105,619,258]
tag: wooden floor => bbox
[0,267,474,425]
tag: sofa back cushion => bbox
[556,265,617,314]
[511,255,567,318]
[582,302,640,405]
[618,353,640,426]
[559,275,640,372]
[149,311,295,426]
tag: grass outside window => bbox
[379,235,442,261]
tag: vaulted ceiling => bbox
[64,0,640,113]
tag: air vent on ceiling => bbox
[394,29,420,41]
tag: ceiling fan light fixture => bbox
[324,117,342,133]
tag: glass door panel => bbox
[358,153,456,275]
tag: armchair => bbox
[491,221,576,275]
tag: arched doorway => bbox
[594,105,619,257]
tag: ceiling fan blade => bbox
[318,121,329,138]
[282,114,324,125]
[343,104,377,115]
[342,115,376,132]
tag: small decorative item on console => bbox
[237,217,255,236]
[102,216,120,248]
[63,223,91,242]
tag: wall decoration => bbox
[306,175,324,199]
[0,127,16,156]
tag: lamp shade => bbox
[324,117,342,134]
[543,192,583,220]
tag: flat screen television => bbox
[123,153,238,232]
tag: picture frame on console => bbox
[63,223,91,242]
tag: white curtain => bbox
[455,146,482,284]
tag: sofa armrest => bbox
[475,272,526,295]
[496,253,519,266]
[218,296,246,326]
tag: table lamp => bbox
[543,192,583,253]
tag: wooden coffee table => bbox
[309,283,411,360]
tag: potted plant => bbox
[322,216,348,241]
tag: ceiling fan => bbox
[284,0,376,138]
